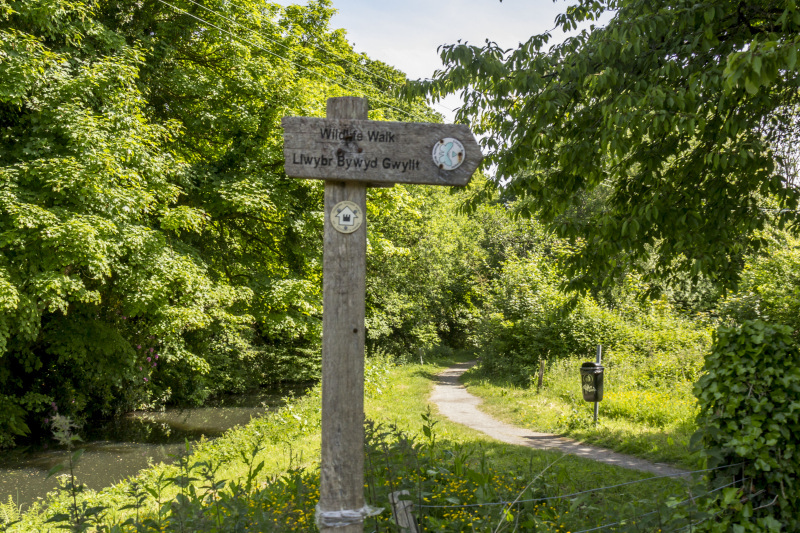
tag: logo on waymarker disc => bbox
[432,138,465,171]
[330,201,362,234]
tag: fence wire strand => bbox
[570,476,748,533]
[416,462,744,510]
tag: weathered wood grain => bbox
[319,97,368,533]
[389,490,419,533]
[282,117,482,186]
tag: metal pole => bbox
[594,345,602,425]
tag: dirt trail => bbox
[430,361,688,477]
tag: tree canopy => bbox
[409,0,800,293]
[0,0,444,446]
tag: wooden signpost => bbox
[283,117,479,186]
[282,97,482,532]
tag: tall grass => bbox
[23,414,721,533]
[463,352,703,468]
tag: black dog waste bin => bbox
[580,362,604,402]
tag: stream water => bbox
[0,386,307,509]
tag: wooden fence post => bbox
[389,490,419,533]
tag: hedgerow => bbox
[694,320,800,530]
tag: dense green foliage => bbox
[0,0,450,447]
[1,0,210,444]
[476,219,710,385]
[409,0,800,293]
[719,231,800,340]
[365,184,489,357]
[695,320,800,530]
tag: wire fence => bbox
[572,476,748,533]
[402,462,747,533]
[416,462,744,509]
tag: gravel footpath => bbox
[430,361,688,477]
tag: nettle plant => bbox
[694,320,800,531]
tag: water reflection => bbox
[0,386,308,508]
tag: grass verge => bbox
[462,356,702,470]
[3,352,718,532]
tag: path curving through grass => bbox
[431,361,688,477]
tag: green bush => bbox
[694,320,800,530]
[477,254,571,381]
[718,231,800,341]
[478,254,710,385]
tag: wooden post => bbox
[537,359,545,392]
[389,490,420,533]
[319,97,368,533]
[281,96,482,532]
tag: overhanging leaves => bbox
[407,0,800,292]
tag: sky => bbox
[272,0,589,122]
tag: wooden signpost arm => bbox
[318,97,368,533]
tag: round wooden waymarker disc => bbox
[330,200,363,234]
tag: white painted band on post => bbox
[315,504,383,528]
